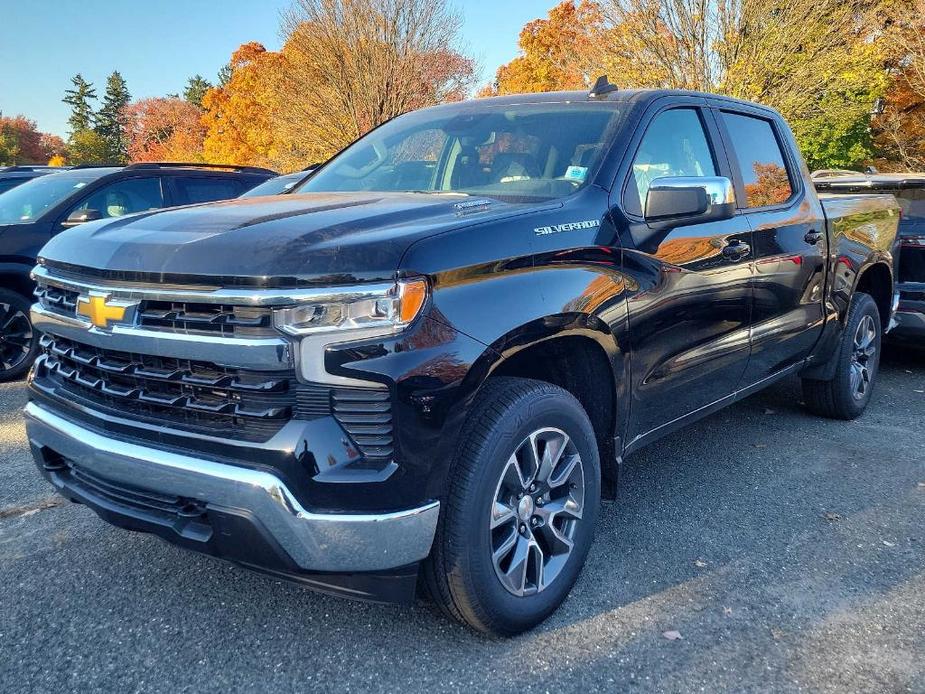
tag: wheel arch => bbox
[476,317,626,498]
[853,260,893,331]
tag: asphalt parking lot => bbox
[1,346,923,693]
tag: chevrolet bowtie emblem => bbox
[76,293,136,329]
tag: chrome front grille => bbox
[33,335,299,442]
[34,285,275,337]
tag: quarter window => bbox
[626,108,717,217]
[723,113,794,208]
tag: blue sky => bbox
[0,0,558,138]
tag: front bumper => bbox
[25,401,439,596]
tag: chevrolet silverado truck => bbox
[25,84,899,636]
[813,170,925,341]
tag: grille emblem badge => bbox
[76,293,137,329]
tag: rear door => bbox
[620,102,754,442]
[716,108,827,384]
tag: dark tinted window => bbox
[896,188,925,221]
[724,112,794,208]
[625,108,717,217]
[0,178,26,194]
[174,177,243,204]
[69,177,165,220]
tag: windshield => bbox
[297,102,623,201]
[0,171,109,224]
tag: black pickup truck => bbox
[25,85,899,636]
[813,171,925,341]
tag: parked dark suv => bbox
[813,171,925,341]
[0,166,65,195]
[0,162,275,380]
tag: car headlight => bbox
[273,278,428,337]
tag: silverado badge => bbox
[76,293,137,329]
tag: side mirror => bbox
[644,176,736,226]
[62,208,102,227]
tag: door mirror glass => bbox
[63,208,102,227]
[644,176,736,225]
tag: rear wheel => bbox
[423,377,600,636]
[0,288,38,382]
[802,292,881,420]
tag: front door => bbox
[620,105,754,445]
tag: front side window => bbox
[298,103,623,202]
[626,108,717,217]
[68,177,165,221]
[0,172,107,224]
[723,112,794,208]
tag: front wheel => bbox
[802,292,881,420]
[0,288,39,382]
[423,377,601,636]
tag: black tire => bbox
[423,377,601,636]
[0,288,39,382]
[802,292,881,420]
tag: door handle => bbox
[804,230,823,245]
[722,240,751,261]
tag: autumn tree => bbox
[486,1,602,95]
[0,115,51,164]
[200,42,283,168]
[67,129,110,165]
[95,71,131,163]
[871,0,925,169]
[122,97,206,162]
[271,0,475,167]
[491,0,889,169]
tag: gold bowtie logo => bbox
[76,294,135,329]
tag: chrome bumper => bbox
[24,402,439,572]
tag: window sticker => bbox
[564,166,588,182]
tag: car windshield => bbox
[240,172,310,198]
[0,170,110,224]
[297,102,623,202]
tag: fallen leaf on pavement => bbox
[823,511,843,521]
[917,482,925,489]
[662,630,682,641]
[770,628,785,640]
[882,540,896,547]
[723,607,733,616]
[694,559,708,568]
[764,408,776,415]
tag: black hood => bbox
[38,192,531,286]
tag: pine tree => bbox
[63,74,97,134]
[96,71,131,163]
[183,75,213,108]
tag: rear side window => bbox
[174,177,243,204]
[625,108,717,217]
[723,112,794,208]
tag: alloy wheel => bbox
[489,427,585,597]
[849,314,877,401]
[0,302,33,373]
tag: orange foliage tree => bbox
[485,1,601,95]
[200,42,284,169]
[0,115,64,164]
[122,97,206,162]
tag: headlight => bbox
[273,278,428,337]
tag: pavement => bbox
[1,345,923,693]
